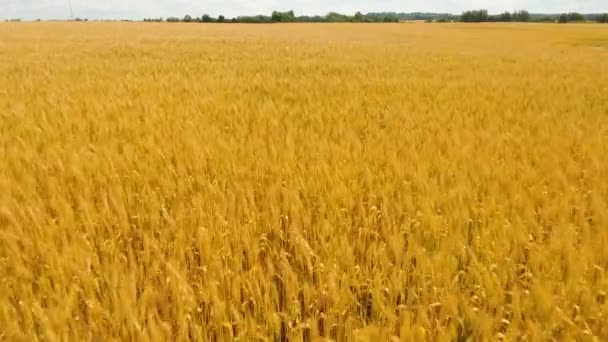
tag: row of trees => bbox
[543,12,608,23]
[145,11,402,23]
[461,10,608,23]
[147,16,226,23]
[461,10,531,22]
[143,10,608,24]
[558,12,586,23]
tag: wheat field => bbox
[1,22,608,341]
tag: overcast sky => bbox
[2,0,607,20]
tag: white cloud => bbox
[1,0,606,20]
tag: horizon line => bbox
[3,10,607,22]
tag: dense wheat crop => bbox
[1,22,608,340]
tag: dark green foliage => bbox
[382,15,399,22]
[513,10,530,22]
[533,16,555,23]
[366,12,456,21]
[235,15,272,23]
[293,15,323,22]
[558,12,585,23]
[499,12,512,22]
[584,14,606,22]
[568,12,585,21]
[462,9,531,23]
[383,16,398,22]
[148,9,602,24]
[271,10,295,22]
[347,12,400,22]
[461,10,488,22]
[557,12,585,24]
[325,12,349,22]
[353,11,364,22]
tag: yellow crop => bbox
[1,22,608,340]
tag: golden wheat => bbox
[1,22,608,340]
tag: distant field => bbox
[1,22,607,340]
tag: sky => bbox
[2,0,607,20]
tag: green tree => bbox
[326,12,349,22]
[569,12,585,21]
[513,10,530,22]
[271,10,295,22]
[218,15,225,23]
[499,12,511,22]
[201,14,212,22]
[184,14,193,22]
[271,11,281,22]
[534,16,554,23]
[236,15,271,23]
[353,11,364,22]
[461,10,488,22]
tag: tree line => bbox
[4,9,608,23]
[146,11,458,23]
[139,10,608,24]
[461,10,608,23]
[461,10,531,22]
[145,11,446,23]
[146,11,400,23]
[557,12,608,23]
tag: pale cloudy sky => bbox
[2,0,607,20]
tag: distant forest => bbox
[6,9,607,23]
[140,10,608,24]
